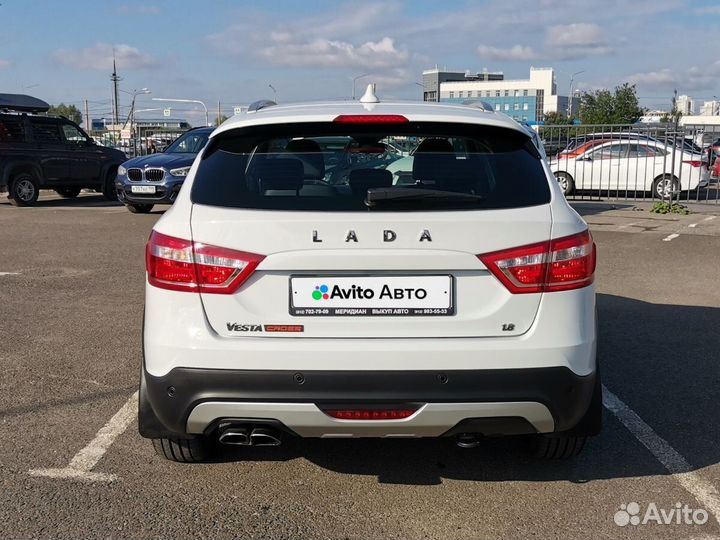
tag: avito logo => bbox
[312,283,428,301]
[312,285,330,300]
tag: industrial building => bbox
[421,66,577,123]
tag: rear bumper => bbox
[140,365,596,439]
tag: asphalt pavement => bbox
[0,192,719,539]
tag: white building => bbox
[676,94,695,115]
[422,67,576,123]
[700,100,720,116]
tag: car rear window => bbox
[191,122,550,212]
[0,116,26,143]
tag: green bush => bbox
[650,202,690,215]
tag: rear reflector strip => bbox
[324,409,417,420]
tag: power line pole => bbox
[84,99,90,132]
[217,100,221,126]
[110,54,122,128]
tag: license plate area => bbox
[290,275,454,316]
[131,185,156,194]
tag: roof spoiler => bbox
[0,93,50,113]
[461,100,495,112]
[247,99,277,113]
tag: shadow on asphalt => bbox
[0,194,166,213]
[207,293,719,485]
[0,194,121,208]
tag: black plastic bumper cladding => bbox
[138,365,596,439]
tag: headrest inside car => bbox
[254,158,304,193]
[285,138,326,180]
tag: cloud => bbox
[259,36,408,70]
[626,69,677,86]
[545,23,613,59]
[477,44,537,61]
[625,62,720,92]
[694,5,720,14]
[0,59,11,69]
[51,43,159,70]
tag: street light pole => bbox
[121,88,151,129]
[567,70,585,118]
[152,98,209,126]
[352,73,370,100]
[268,84,278,102]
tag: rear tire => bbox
[554,172,575,196]
[531,434,588,459]
[54,187,81,198]
[102,169,118,201]
[152,438,210,463]
[126,203,154,214]
[653,174,679,200]
[8,173,39,207]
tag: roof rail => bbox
[247,99,277,113]
[461,100,495,112]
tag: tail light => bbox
[479,230,596,294]
[683,160,704,168]
[324,409,417,420]
[146,231,264,294]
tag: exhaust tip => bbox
[456,433,480,449]
[218,427,250,446]
[250,427,282,447]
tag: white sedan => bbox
[550,139,710,198]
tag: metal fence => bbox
[538,123,720,205]
[91,126,189,159]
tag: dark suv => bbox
[116,127,212,213]
[0,94,127,206]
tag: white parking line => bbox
[603,386,720,524]
[28,391,138,482]
[663,233,680,242]
[689,223,699,228]
[0,272,20,276]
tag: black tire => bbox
[8,173,40,207]
[555,171,575,196]
[126,203,154,214]
[652,174,679,200]
[152,437,210,463]
[54,187,81,199]
[531,434,588,459]
[529,367,601,459]
[102,169,118,201]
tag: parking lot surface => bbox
[1,193,719,539]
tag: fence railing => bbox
[538,123,719,205]
[91,127,189,159]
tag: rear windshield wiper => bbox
[365,187,484,207]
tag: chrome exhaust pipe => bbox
[456,433,480,449]
[249,427,282,446]
[218,426,250,446]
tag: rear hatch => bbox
[188,119,553,339]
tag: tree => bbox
[542,111,572,125]
[48,103,83,125]
[578,83,644,124]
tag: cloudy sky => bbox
[1,0,719,125]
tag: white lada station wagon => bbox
[140,85,600,462]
